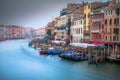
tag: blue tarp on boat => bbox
[47,49,61,54]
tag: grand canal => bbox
[0,40,120,80]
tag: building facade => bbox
[46,20,55,40]
[83,2,91,42]
[35,28,45,37]
[71,4,84,43]
[104,1,120,55]
[72,19,84,43]
[54,17,62,40]
[0,25,32,41]
[90,2,108,42]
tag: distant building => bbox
[0,25,34,41]
[24,27,35,38]
[0,25,7,41]
[35,28,45,37]
[46,19,55,40]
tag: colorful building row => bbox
[45,0,120,44]
[0,25,34,41]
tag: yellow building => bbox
[84,3,90,30]
[83,3,91,42]
[83,2,103,42]
[54,17,61,39]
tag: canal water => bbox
[0,40,120,80]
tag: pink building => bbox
[35,28,46,37]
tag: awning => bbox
[91,41,106,46]
[70,43,96,48]
[52,40,66,44]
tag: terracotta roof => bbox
[104,2,120,11]
[114,2,120,8]
[91,2,103,5]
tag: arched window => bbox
[81,20,82,24]
[114,18,117,25]
[79,28,80,34]
[105,19,107,25]
[109,19,112,25]
[117,18,119,24]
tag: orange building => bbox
[104,1,120,55]
[46,20,55,40]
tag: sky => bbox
[0,0,107,29]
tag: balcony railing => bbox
[92,19,100,22]
[91,29,99,33]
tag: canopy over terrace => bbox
[70,43,96,48]
[91,42,106,46]
[51,40,66,44]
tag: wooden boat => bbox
[59,50,88,61]
[39,47,61,55]
[40,50,45,55]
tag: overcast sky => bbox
[0,0,107,29]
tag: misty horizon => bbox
[0,0,107,29]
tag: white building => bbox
[71,19,84,43]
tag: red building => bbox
[46,19,55,40]
[90,2,109,42]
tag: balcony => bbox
[91,29,99,33]
[92,19,100,22]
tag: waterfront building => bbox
[11,25,23,39]
[71,16,84,43]
[35,28,46,38]
[23,27,33,38]
[59,3,84,41]
[90,2,109,42]
[58,3,85,43]
[54,17,62,40]
[46,19,55,40]
[104,1,120,56]
[59,15,68,40]
[0,25,6,41]
[0,25,31,41]
[71,5,84,43]
[83,2,91,42]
